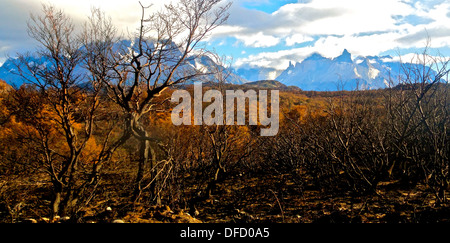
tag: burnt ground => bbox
[1,171,449,224]
[191,173,450,223]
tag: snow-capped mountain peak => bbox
[334,49,352,63]
[274,49,434,91]
[304,52,328,62]
[0,39,249,87]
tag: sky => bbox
[1,0,450,71]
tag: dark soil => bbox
[2,172,449,223]
[191,173,450,223]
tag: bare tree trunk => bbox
[132,126,157,202]
[51,182,62,218]
[205,160,225,198]
[133,134,149,201]
[82,0,231,205]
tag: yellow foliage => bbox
[81,137,103,164]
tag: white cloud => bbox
[211,25,280,48]
[313,33,405,57]
[216,0,450,70]
[234,29,450,70]
[297,0,414,35]
[233,31,407,69]
[285,34,314,46]
[382,52,450,74]
[235,46,316,70]
[2,0,450,71]
[238,32,281,48]
[44,0,171,33]
[0,0,148,59]
[217,0,416,38]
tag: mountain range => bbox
[0,42,434,91]
[0,39,248,88]
[236,49,434,91]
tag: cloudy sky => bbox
[1,0,450,70]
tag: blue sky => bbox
[1,0,450,71]
[210,0,450,70]
[240,0,300,13]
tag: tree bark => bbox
[132,127,157,201]
[133,135,149,200]
[51,182,62,219]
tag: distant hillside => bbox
[242,80,286,89]
[0,79,13,93]
[200,80,301,91]
[240,80,301,91]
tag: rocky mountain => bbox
[0,39,249,88]
[275,49,434,91]
[1,43,437,91]
[186,55,248,85]
[0,58,26,88]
